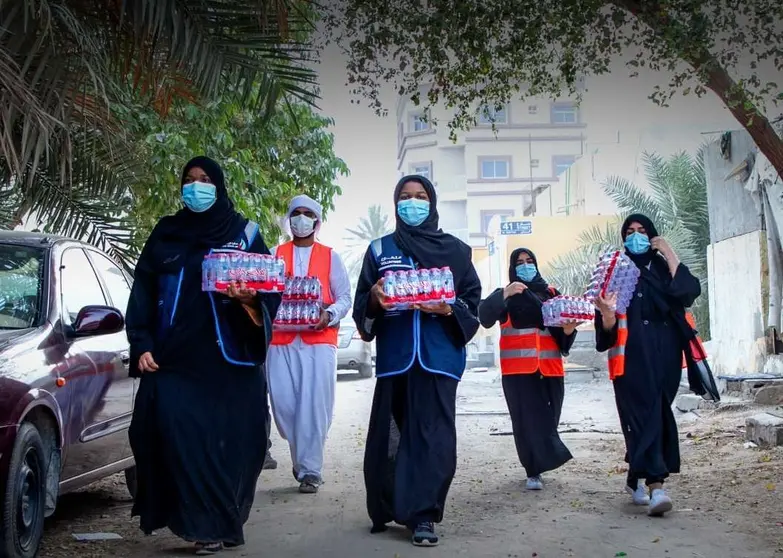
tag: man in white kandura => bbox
[266,194,352,494]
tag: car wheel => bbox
[1,423,47,558]
[358,363,373,378]
[124,466,138,500]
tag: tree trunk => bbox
[614,0,783,178]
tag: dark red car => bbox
[0,231,137,558]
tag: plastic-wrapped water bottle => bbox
[382,271,397,303]
[406,269,421,302]
[431,268,444,300]
[394,271,409,306]
[418,269,433,301]
[441,267,455,302]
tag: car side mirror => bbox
[70,305,125,337]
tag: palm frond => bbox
[602,174,663,225]
[1,0,318,183]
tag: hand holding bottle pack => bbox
[380,267,456,310]
[583,249,640,314]
[542,295,594,327]
[202,251,286,293]
[273,276,324,330]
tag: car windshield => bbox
[0,243,44,330]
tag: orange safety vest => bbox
[607,314,629,380]
[499,318,565,377]
[270,241,339,347]
[608,311,705,380]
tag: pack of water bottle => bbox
[273,300,323,330]
[273,276,324,330]
[542,295,595,327]
[582,249,640,314]
[202,251,286,293]
[381,267,457,310]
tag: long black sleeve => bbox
[126,266,158,379]
[478,288,507,328]
[352,246,380,341]
[666,263,702,308]
[447,259,482,346]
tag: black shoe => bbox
[263,454,278,470]
[411,522,439,546]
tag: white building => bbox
[395,87,588,249]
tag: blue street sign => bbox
[499,220,533,235]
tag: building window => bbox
[480,210,514,234]
[528,105,538,114]
[550,102,578,124]
[478,104,509,125]
[479,157,511,179]
[410,113,430,132]
[552,155,577,176]
[409,162,432,179]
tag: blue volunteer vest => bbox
[156,220,271,367]
[370,234,467,381]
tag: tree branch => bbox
[613,0,783,177]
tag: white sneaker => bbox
[648,488,673,516]
[625,484,650,505]
[526,476,544,490]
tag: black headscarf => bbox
[621,213,659,268]
[139,156,249,274]
[508,247,550,294]
[392,174,472,284]
[506,247,556,328]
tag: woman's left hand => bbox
[225,281,258,306]
[413,302,453,316]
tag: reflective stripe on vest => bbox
[271,242,339,346]
[608,314,628,380]
[498,320,564,377]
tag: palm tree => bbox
[1,0,318,265]
[343,204,394,281]
[546,149,711,338]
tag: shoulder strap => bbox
[241,220,259,249]
[370,237,384,262]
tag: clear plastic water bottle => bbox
[430,268,443,301]
[418,269,433,301]
[382,271,397,303]
[394,271,409,306]
[441,267,455,302]
[406,269,421,303]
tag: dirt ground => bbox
[40,372,783,558]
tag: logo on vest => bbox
[221,239,246,250]
[378,254,408,270]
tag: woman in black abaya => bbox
[126,156,281,554]
[478,248,575,490]
[594,214,700,517]
[353,175,481,547]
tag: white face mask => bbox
[290,214,316,238]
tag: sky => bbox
[312,42,747,257]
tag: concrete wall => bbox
[704,130,783,376]
[704,131,764,243]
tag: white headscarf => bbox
[282,194,323,237]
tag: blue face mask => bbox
[397,199,430,227]
[515,263,538,282]
[182,181,217,213]
[624,232,651,254]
